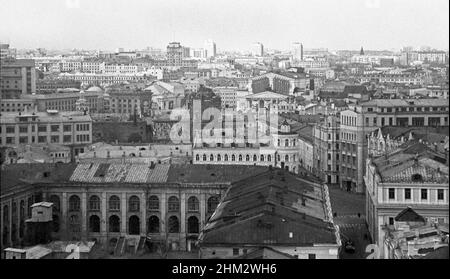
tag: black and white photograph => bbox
[0,0,448,269]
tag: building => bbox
[198,169,340,259]
[251,42,264,57]
[382,208,449,259]
[313,115,340,184]
[0,43,16,60]
[244,91,296,114]
[0,163,268,251]
[292,42,304,61]
[212,87,238,109]
[0,109,92,156]
[0,99,35,113]
[249,72,309,95]
[36,79,81,94]
[204,40,216,58]
[0,58,37,98]
[339,98,449,193]
[364,141,449,258]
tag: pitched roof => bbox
[199,170,338,246]
[394,207,426,222]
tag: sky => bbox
[0,0,449,52]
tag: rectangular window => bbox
[438,189,444,200]
[6,137,15,144]
[6,126,15,133]
[421,189,428,200]
[389,217,394,225]
[404,188,411,200]
[38,136,47,143]
[308,254,316,259]
[19,136,28,144]
[51,125,60,132]
[19,126,28,133]
[63,135,72,143]
[233,248,239,256]
[373,118,377,125]
[38,125,47,132]
[388,188,395,200]
[51,135,60,143]
[63,125,71,132]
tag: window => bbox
[421,189,428,200]
[51,135,60,143]
[128,196,140,212]
[404,188,411,200]
[69,195,80,212]
[49,195,60,212]
[389,217,394,225]
[89,195,100,211]
[19,136,28,144]
[207,196,219,213]
[233,248,239,256]
[51,125,60,132]
[38,125,47,132]
[187,196,199,212]
[109,215,120,232]
[89,215,100,233]
[63,125,71,132]
[19,126,28,133]
[438,189,444,201]
[6,126,15,133]
[148,195,159,211]
[388,188,395,200]
[168,216,179,233]
[63,135,71,143]
[308,254,316,259]
[109,195,120,211]
[38,136,46,143]
[168,196,180,212]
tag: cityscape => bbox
[0,0,449,261]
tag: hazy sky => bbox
[1,0,448,51]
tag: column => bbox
[62,193,68,239]
[81,192,87,240]
[121,193,127,234]
[8,200,12,246]
[200,193,206,229]
[141,192,146,235]
[160,193,166,234]
[180,193,186,235]
[101,192,107,240]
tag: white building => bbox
[204,39,217,58]
[251,42,264,57]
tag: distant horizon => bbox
[1,0,448,52]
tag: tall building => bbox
[251,42,264,57]
[0,43,16,60]
[0,58,36,99]
[166,42,183,66]
[292,42,304,61]
[204,39,216,58]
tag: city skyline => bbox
[0,0,449,52]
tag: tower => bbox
[360,46,365,55]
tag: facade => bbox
[0,110,92,156]
[251,42,264,57]
[0,163,267,251]
[244,91,296,114]
[36,79,81,94]
[249,72,309,95]
[313,115,340,184]
[339,99,449,193]
[364,142,449,258]
[212,87,238,109]
[58,73,153,86]
[0,99,35,113]
[292,42,303,61]
[204,40,216,58]
[0,58,37,98]
[198,169,340,259]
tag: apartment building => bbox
[0,58,36,98]
[340,98,449,193]
[313,115,340,184]
[0,109,92,156]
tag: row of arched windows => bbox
[277,138,297,147]
[196,153,273,163]
[78,215,201,234]
[61,195,219,214]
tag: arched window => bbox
[109,215,120,232]
[128,215,140,235]
[168,216,180,233]
[246,154,250,161]
[187,216,199,234]
[109,195,120,211]
[285,139,289,146]
[187,196,199,212]
[89,215,100,232]
[232,154,236,161]
[207,196,219,213]
[69,215,81,233]
[49,195,60,212]
[89,195,100,211]
[202,154,207,161]
[224,154,229,161]
[292,139,296,146]
[128,195,140,212]
[268,155,272,161]
[195,154,200,161]
[148,216,160,233]
[210,154,214,161]
[285,155,289,162]
[217,154,221,161]
[148,195,159,211]
[238,154,243,161]
[253,154,257,161]
[277,139,280,146]
[260,154,265,161]
[69,195,80,212]
[168,196,180,212]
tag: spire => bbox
[360,46,365,55]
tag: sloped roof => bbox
[246,91,290,99]
[199,170,337,246]
[395,207,426,222]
